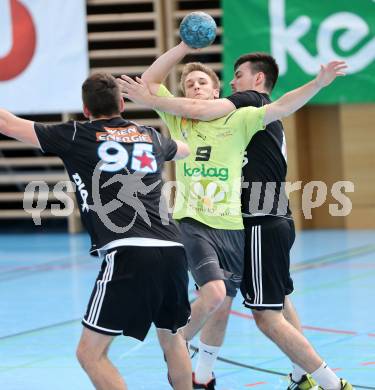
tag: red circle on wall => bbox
[0,0,37,81]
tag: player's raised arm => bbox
[264,61,347,125]
[138,11,216,95]
[140,42,191,95]
[0,109,40,147]
[119,75,236,120]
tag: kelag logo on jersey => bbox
[183,163,229,181]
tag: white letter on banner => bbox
[317,12,375,74]
[270,0,319,75]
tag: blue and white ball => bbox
[179,12,217,49]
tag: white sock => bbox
[194,341,220,384]
[291,363,306,382]
[311,362,341,389]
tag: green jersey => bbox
[157,85,265,230]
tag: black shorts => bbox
[179,218,244,297]
[240,216,295,310]
[82,246,191,341]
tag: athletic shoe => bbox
[339,379,353,390]
[193,372,216,389]
[317,378,353,390]
[287,373,318,389]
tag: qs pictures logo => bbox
[0,0,36,81]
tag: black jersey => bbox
[227,91,291,218]
[35,117,182,254]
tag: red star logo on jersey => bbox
[135,151,154,169]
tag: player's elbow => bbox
[141,74,160,95]
[141,73,152,84]
[141,72,158,87]
[173,141,190,160]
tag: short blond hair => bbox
[180,62,220,95]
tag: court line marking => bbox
[0,288,200,341]
[1,313,374,388]
[1,243,375,387]
[119,339,151,359]
[245,381,267,387]
[1,242,374,283]
[0,252,92,282]
[291,244,375,273]
[1,254,89,273]
[0,318,80,341]
[187,244,375,389]
[230,309,361,337]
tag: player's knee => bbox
[252,309,283,335]
[252,309,272,333]
[76,341,97,369]
[202,282,226,313]
[76,344,89,369]
[204,298,223,315]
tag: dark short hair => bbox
[234,53,279,92]
[82,73,121,117]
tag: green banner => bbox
[223,0,375,103]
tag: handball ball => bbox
[179,12,217,49]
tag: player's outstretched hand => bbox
[117,75,152,106]
[315,60,347,88]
